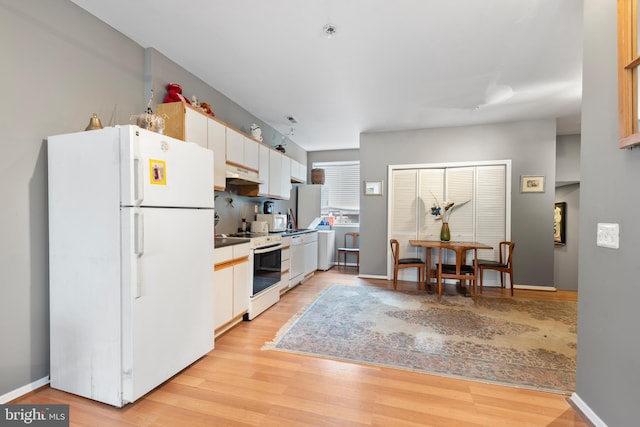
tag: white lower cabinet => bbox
[213,243,250,336]
[303,231,318,279]
[280,236,291,293]
[289,235,305,288]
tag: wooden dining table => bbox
[409,240,493,301]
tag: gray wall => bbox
[576,1,639,424]
[0,0,145,397]
[0,0,302,398]
[554,135,580,291]
[308,149,360,165]
[359,120,557,286]
[554,183,579,291]
[146,48,307,166]
[556,134,581,184]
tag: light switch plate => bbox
[597,223,619,249]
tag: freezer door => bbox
[120,126,214,208]
[121,207,215,403]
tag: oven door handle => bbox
[253,243,283,254]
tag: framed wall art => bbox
[364,180,384,196]
[521,175,545,193]
[554,202,567,245]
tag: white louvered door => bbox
[389,162,508,283]
[445,167,475,242]
[475,165,507,262]
[390,169,420,282]
[417,169,445,241]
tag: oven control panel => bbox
[250,234,282,249]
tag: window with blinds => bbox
[313,161,360,224]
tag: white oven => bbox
[252,242,282,296]
[225,232,283,320]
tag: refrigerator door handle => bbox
[133,157,144,205]
[134,209,144,298]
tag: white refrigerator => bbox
[48,125,215,407]
[297,184,323,229]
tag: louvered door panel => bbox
[445,167,475,242]
[390,169,419,258]
[418,169,445,241]
[476,165,507,261]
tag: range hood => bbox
[226,164,263,185]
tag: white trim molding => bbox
[0,376,49,404]
[358,274,388,280]
[513,284,557,292]
[569,393,608,427]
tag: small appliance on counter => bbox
[251,221,269,233]
[256,213,287,232]
[263,201,274,214]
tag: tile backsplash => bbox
[214,189,297,235]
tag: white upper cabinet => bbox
[243,137,260,171]
[184,106,208,149]
[281,155,292,199]
[258,144,270,197]
[291,159,307,183]
[258,145,291,200]
[226,128,245,167]
[269,149,282,198]
[226,128,260,172]
[208,119,226,191]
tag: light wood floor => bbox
[14,268,588,426]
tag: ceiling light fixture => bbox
[275,127,295,154]
[323,24,337,39]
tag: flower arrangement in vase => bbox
[430,194,469,241]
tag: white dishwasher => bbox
[289,234,305,288]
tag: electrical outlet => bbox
[597,223,619,249]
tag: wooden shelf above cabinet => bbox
[157,101,226,141]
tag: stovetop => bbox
[221,232,282,249]
[227,232,268,238]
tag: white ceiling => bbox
[70,0,583,152]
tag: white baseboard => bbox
[333,262,359,267]
[0,376,49,404]
[569,392,608,426]
[358,274,388,280]
[513,284,557,291]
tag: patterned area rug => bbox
[264,285,577,394]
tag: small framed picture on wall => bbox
[521,175,545,193]
[364,180,384,196]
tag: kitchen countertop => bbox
[214,229,317,247]
[214,237,250,248]
[281,229,317,237]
